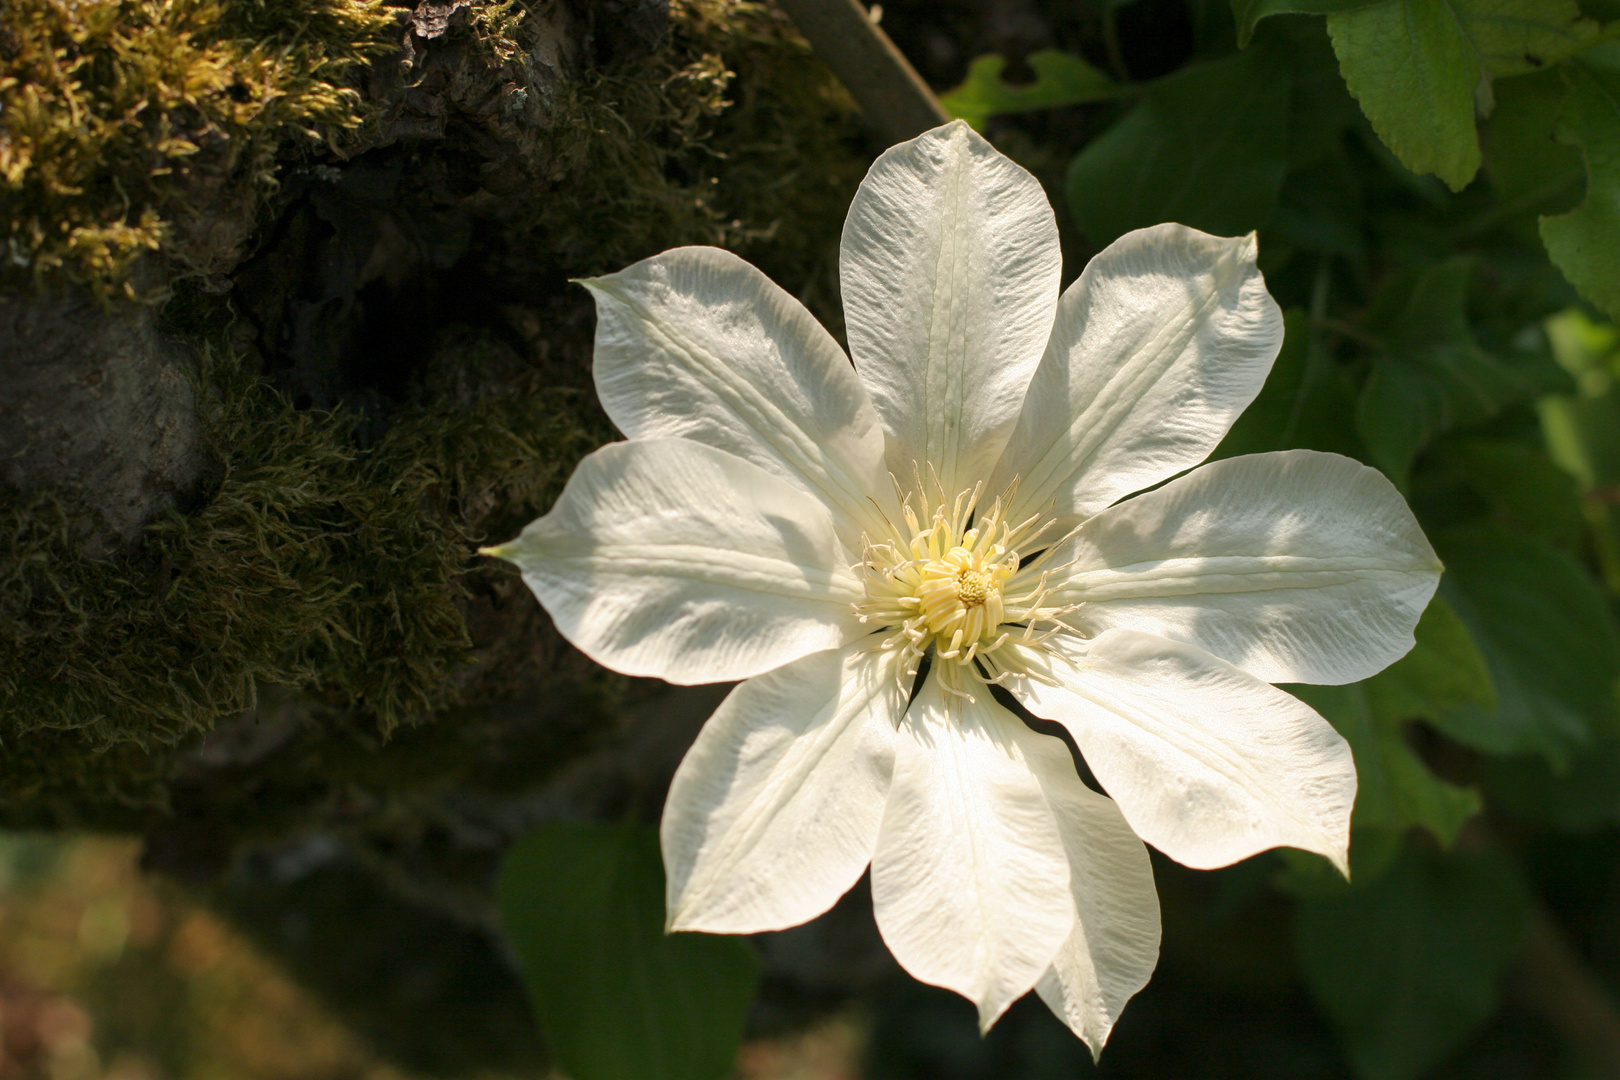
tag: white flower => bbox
[485,120,1441,1054]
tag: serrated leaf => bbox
[496,823,761,1080]
[1433,524,1620,768]
[1328,0,1483,190]
[1353,257,1535,485]
[1231,0,1383,49]
[1066,43,1293,245]
[1541,43,1620,319]
[1294,844,1530,1080]
[939,51,1119,130]
[1328,0,1598,191]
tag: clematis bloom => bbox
[485,120,1440,1055]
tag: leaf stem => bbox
[1101,4,1129,83]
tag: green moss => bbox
[464,0,528,64]
[0,0,395,296]
[516,0,866,309]
[0,0,867,303]
[0,730,176,829]
[0,341,604,746]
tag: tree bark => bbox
[0,288,201,555]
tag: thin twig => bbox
[1452,173,1583,240]
[1101,3,1128,83]
[775,0,950,147]
[1512,900,1620,1078]
[1312,315,1382,350]
[1458,819,1620,1077]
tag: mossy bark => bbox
[0,289,201,555]
[1,0,875,1069]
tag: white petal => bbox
[1045,450,1441,685]
[1017,631,1355,874]
[581,247,891,545]
[841,120,1061,495]
[662,644,904,934]
[1021,738,1160,1061]
[871,675,1074,1032]
[992,225,1283,530]
[493,438,862,684]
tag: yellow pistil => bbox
[916,550,1008,652]
[853,474,1081,704]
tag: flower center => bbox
[916,549,1006,647]
[953,567,993,607]
[853,478,1077,701]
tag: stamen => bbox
[851,473,1080,719]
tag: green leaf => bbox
[1231,0,1383,49]
[1541,43,1620,319]
[1269,160,1367,255]
[1461,0,1600,78]
[1427,437,1586,547]
[1286,597,1493,845]
[1287,602,1490,848]
[1294,844,1530,1080]
[496,823,761,1080]
[1066,43,1293,245]
[1327,0,1598,191]
[1283,14,1371,167]
[1545,305,1620,395]
[1487,739,1620,829]
[1353,257,1535,485]
[1274,826,1407,897]
[1487,69,1587,213]
[1539,309,1620,588]
[1213,310,1366,459]
[1292,680,1483,845]
[1328,0,1483,190]
[938,51,1119,130]
[1433,523,1620,768]
[1541,309,1620,489]
[1365,593,1497,724]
